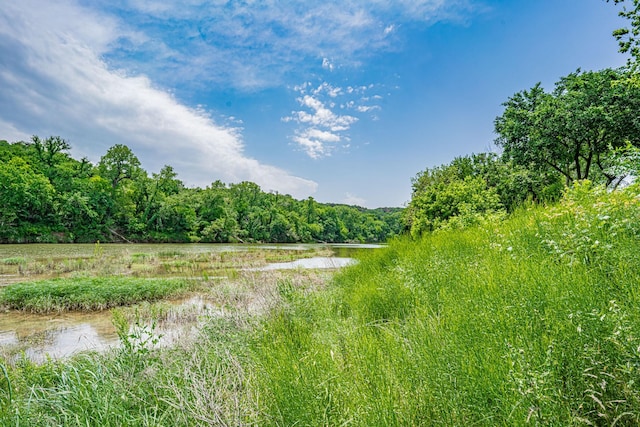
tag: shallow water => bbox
[0,242,380,260]
[0,295,220,363]
[0,243,381,362]
[251,257,356,271]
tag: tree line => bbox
[0,138,402,243]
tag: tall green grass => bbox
[0,277,197,312]
[251,181,640,425]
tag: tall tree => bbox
[495,68,640,186]
[98,144,142,190]
[0,158,55,241]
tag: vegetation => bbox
[494,68,640,187]
[0,137,403,244]
[404,152,562,236]
[609,0,640,65]
[248,181,640,425]
[406,66,640,236]
[1,181,639,425]
[0,277,196,313]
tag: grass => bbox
[248,181,640,425]
[1,182,640,425]
[0,277,198,312]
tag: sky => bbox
[0,0,631,208]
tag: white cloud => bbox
[292,128,344,159]
[0,0,317,198]
[322,58,335,72]
[284,81,384,158]
[313,82,342,98]
[356,105,381,113]
[296,95,358,131]
[285,87,359,158]
[79,0,474,90]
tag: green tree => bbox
[495,69,640,186]
[0,158,56,241]
[608,0,640,65]
[98,144,142,190]
[31,135,70,172]
[406,174,502,236]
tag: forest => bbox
[0,138,403,243]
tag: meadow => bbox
[1,182,639,425]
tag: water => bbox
[0,243,381,362]
[250,257,356,271]
[0,242,381,260]
[0,296,219,363]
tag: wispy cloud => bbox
[91,0,474,90]
[284,81,383,158]
[0,0,317,197]
[0,0,476,195]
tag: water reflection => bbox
[251,257,356,271]
[24,324,117,362]
[0,310,118,363]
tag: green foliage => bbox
[404,153,558,236]
[495,68,640,186]
[0,157,56,242]
[608,0,640,65]
[98,144,142,190]
[0,137,403,243]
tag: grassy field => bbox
[1,181,640,425]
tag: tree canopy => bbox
[608,0,640,65]
[494,68,640,187]
[0,138,403,243]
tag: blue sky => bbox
[0,0,629,207]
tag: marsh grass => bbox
[0,258,26,266]
[0,269,303,426]
[0,277,198,312]
[1,246,332,286]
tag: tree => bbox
[0,158,56,241]
[608,0,640,65]
[31,135,71,170]
[495,69,640,187]
[406,172,502,236]
[98,144,142,190]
